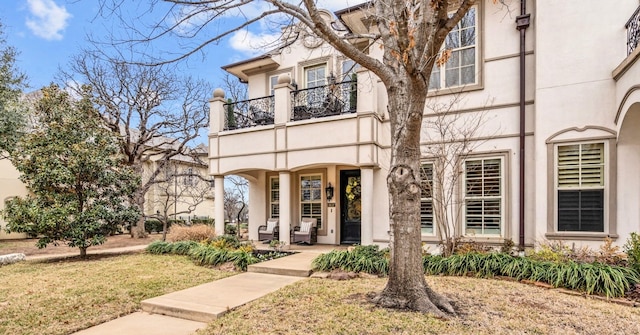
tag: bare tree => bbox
[220,73,248,103]
[228,176,249,236]
[97,0,490,316]
[223,188,242,228]
[148,160,213,241]
[421,96,495,256]
[61,53,211,238]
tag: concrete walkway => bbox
[72,245,331,335]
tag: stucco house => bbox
[208,0,640,250]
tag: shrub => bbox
[625,232,640,272]
[312,245,389,276]
[422,252,639,298]
[169,224,216,242]
[225,224,237,235]
[454,241,492,255]
[209,234,242,249]
[147,240,173,254]
[191,218,214,225]
[171,240,199,255]
[188,243,258,271]
[144,219,170,234]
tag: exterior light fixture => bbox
[325,183,334,201]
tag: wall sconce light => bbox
[325,182,334,201]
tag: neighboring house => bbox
[208,1,640,249]
[144,143,215,222]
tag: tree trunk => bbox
[372,79,456,318]
[162,219,168,241]
[79,247,87,258]
[131,193,147,238]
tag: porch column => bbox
[214,175,225,236]
[279,171,291,246]
[209,88,226,133]
[360,167,374,245]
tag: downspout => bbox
[516,2,531,250]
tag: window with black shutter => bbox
[557,143,605,232]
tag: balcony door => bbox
[340,170,361,244]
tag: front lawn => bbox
[0,254,233,335]
[197,275,640,334]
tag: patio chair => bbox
[292,218,317,245]
[258,218,279,241]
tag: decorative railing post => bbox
[274,74,293,124]
[209,88,226,133]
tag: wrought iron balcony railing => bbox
[626,6,640,55]
[290,80,357,121]
[223,96,275,130]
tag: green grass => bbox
[0,254,233,335]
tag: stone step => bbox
[141,272,303,322]
[247,251,318,277]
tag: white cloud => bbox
[229,30,281,56]
[25,0,72,40]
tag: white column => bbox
[279,171,291,246]
[248,174,266,241]
[214,175,225,236]
[360,167,374,245]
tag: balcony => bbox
[222,79,357,131]
[224,96,275,130]
[291,79,357,121]
[626,5,640,55]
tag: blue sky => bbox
[0,0,360,91]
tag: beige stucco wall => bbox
[534,0,639,248]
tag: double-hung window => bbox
[300,175,323,230]
[464,157,503,236]
[269,177,280,219]
[183,168,194,186]
[305,65,326,89]
[429,6,478,90]
[420,163,434,235]
[556,143,605,232]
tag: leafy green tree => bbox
[2,85,140,257]
[0,19,28,159]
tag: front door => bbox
[340,170,361,244]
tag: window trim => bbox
[427,3,484,96]
[303,64,327,89]
[545,133,618,240]
[298,172,325,235]
[297,56,332,89]
[419,161,436,238]
[269,176,280,219]
[462,155,506,238]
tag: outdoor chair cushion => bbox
[265,220,277,233]
[300,220,312,233]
